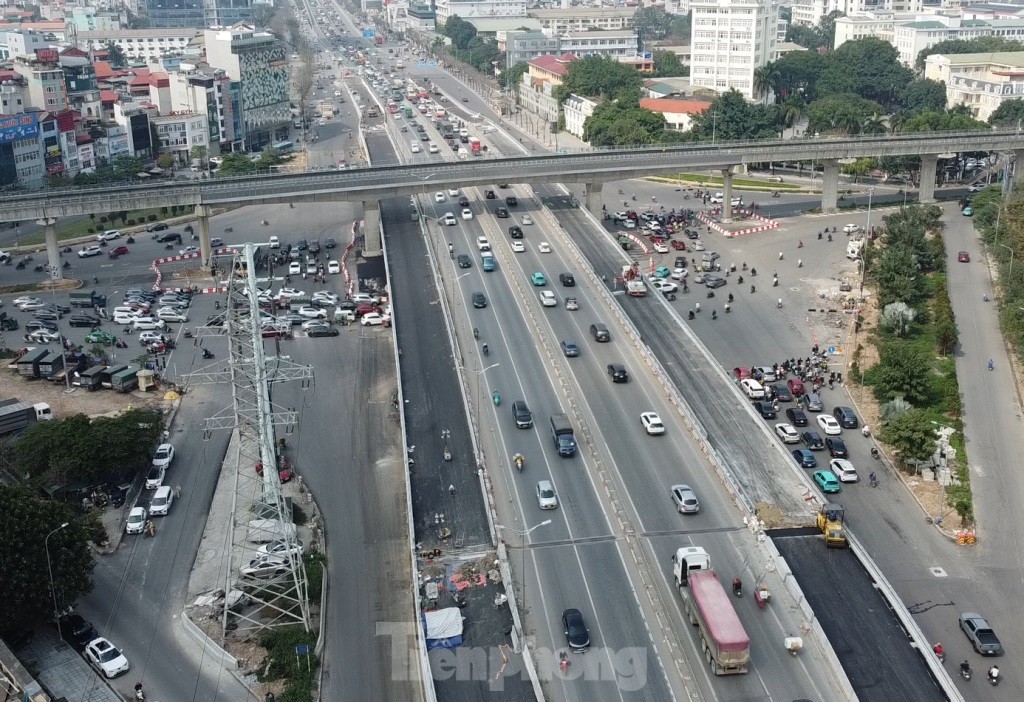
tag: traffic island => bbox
[698,209,780,238]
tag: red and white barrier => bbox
[698,211,780,238]
[150,247,238,292]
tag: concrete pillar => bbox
[584,182,603,216]
[195,204,213,268]
[38,218,61,281]
[821,159,839,214]
[362,200,382,257]
[919,155,938,203]
[1012,150,1024,182]
[721,169,734,224]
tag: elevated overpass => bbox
[5,130,1022,275]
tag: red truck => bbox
[673,547,750,675]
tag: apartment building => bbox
[0,112,45,188]
[790,0,922,27]
[689,0,778,101]
[518,53,575,127]
[0,28,53,60]
[925,51,1024,120]
[77,28,200,63]
[434,0,527,24]
[528,7,635,34]
[833,10,917,48]
[12,54,68,112]
[894,15,1024,66]
[150,111,208,163]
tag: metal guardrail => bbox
[3,130,1023,220]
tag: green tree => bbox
[786,10,843,50]
[189,145,208,170]
[875,245,922,307]
[555,56,643,103]
[653,50,687,78]
[442,15,477,51]
[807,93,883,134]
[753,63,781,105]
[668,11,692,40]
[252,4,276,26]
[156,153,175,169]
[583,102,666,146]
[987,98,1024,128]
[112,155,144,180]
[901,108,988,133]
[878,408,938,463]
[216,153,258,176]
[830,37,913,109]
[774,50,827,99]
[901,79,947,113]
[915,36,1024,70]
[0,486,94,639]
[499,61,529,90]
[631,7,672,40]
[687,89,780,140]
[872,341,933,405]
[105,42,127,67]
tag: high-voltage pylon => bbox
[186,243,315,637]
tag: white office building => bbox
[690,0,779,101]
[528,8,635,34]
[925,51,1024,121]
[434,0,527,25]
[77,29,200,63]
[895,15,1024,66]
[790,0,922,27]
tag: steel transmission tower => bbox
[186,243,315,637]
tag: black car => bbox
[771,384,794,402]
[686,229,700,240]
[471,292,487,308]
[833,406,859,428]
[337,300,357,311]
[157,231,182,244]
[458,196,470,207]
[43,302,70,313]
[296,239,308,251]
[495,207,509,218]
[146,222,168,232]
[753,401,777,419]
[559,273,576,287]
[801,431,825,451]
[485,189,497,199]
[58,612,98,651]
[562,609,591,652]
[826,437,849,458]
[505,196,518,207]
[308,325,340,337]
[792,449,818,469]
[512,400,533,428]
[69,314,100,328]
[457,254,472,268]
[25,320,59,332]
[674,256,687,269]
[419,133,429,142]
[786,407,809,427]
[282,314,306,326]
[308,240,321,254]
[324,238,337,249]
[508,226,523,239]
[607,363,629,382]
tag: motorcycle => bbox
[473,327,479,340]
[33,264,45,272]
[115,339,128,349]
[62,261,71,269]
[492,390,501,406]
[960,662,972,681]
[202,348,214,359]
[988,666,1000,686]
[771,191,780,198]
[61,246,72,253]
[732,577,742,597]
[225,227,233,233]
[773,277,779,287]
[15,261,25,270]
[135,682,145,700]
[482,343,489,356]
[261,220,269,226]
[126,236,135,244]
[777,299,783,309]
[93,276,99,284]
[513,453,524,472]
[165,243,173,250]
[988,359,995,371]
[869,472,879,487]
[711,310,718,320]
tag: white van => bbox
[150,485,174,515]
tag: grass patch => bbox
[648,174,804,191]
[305,552,326,605]
[19,208,176,246]
[258,626,319,702]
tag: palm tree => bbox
[833,112,862,135]
[889,110,910,135]
[862,113,887,135]
[753,63,781,106]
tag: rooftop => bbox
[529,52,579,75]
[927,50,1024,66]
[528,7,635,17]
[641,97,712,115]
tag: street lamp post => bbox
[1000,243,1015,282]
[497,519,552,626]
[865,187,875,236]
[46,522,69,641]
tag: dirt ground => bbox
[0,364,166,418]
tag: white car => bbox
[275,288,305,300]
[13,296,42,307]
[145,464,165,490]
[152,443,175,469]
[132,318,166,331]
[536,480,558,510]
[327,260,340,274]
[476,236,490,251]
[671,484,700,514]
[78,245,103,258]
[650,279,678,294]
[653,241,669,254]
[178,246,199,256]
[817,415,842,435]
[157,308,188,322]
[510,241,525,253]
[443,213,457,226]
[269,235,281,248]
[434,191,446,202]
[641,411,666,435]
[257,538,305,557]
[522,215,533,225]
[288,261,301,275]
[241,554,290,578]
[461,208,473,220]
[539,291,557,307]
[138,331,165,344]
[709,193,724,204]
[538,242,551,253]
[301,318,330,331]
[622,219,636,229]
[85,637,130,678]
[740,379,765,399]
[305,262,318,276]
[842,223,860,234]
[312,291,340,306]
[670,267,688,281]
[113,313,140,326]
[360,312,387,326]
[96,229,121,242]
[125,506,147,534]
[297,306,328,320]
[411,144,421,153]
[692,240,705,251]
[27,329,60,343]
[448,188,459,197]
[428,143,439,154]
[775,423,801,444]
[829,458,859,483]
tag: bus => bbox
[406,85,418,100]
[402,105,413,118]
[391,87,404,101]
[271,141,294,153]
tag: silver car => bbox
[671,484,700,513]
[536,480,558,510]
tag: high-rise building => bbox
[690,0,779,101]
[137,0,257,29]
[204,25,289,150]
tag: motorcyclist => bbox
[933,642,944,659]
[988,665,1000,681]
[988,358,995,370]
[869,471,878,484]
[960,660,971,676]
[513,453,524,470]
[482,343,489,355]
[731,577,742,595]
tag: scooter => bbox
[732,577,742,597]
[513,453,524,472]
[202,348,214,359]
[135,682,145,700]
[988,666,1000,686]
[492,390,501,406]
[959,662,972,681]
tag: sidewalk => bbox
[19,628,121,702]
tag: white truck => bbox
[621,264,647,297]
[672,547,751,675]
[846,238,864,260]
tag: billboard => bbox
[0,113,40,145]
